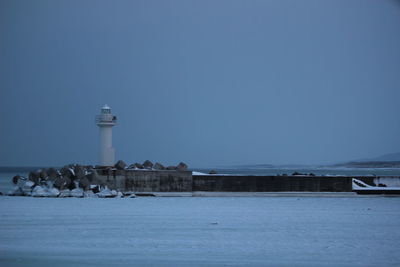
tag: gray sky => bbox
[1,0,399,167]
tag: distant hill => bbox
[231,164,275,169]
[357,152,400,162]
[333,161,400,168]
[230,153,400,169]
[230,163,310,169]
[333,152,400,168]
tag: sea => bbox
[1,191,400,266]
[1,166,400,195]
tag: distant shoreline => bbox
[332,161,400,169]
[1,161,400,174]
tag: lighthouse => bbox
[95,105,117,166]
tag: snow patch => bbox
[192,171,209,175]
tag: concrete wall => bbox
[192,175,353,192]
[95,169,396,192]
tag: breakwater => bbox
[7,163,400,197]
[96,169,397,192]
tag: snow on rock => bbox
[84,191,98,198]
[32,186,48,197]
[45,180,54,188]
[192,171,209,175]
[47,188,60,197]
[17,178,27,188]
[21,180,35,195]
[8,186,24,196]
[31,186,59,197]
[97,187,114,198]
[68,168,75,177]
[6,161,189,199]
[59,189,71,198]
[70,188,84,198]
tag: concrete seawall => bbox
[96,169,193,192]
[95,169,395,192]
[192,175,354,192]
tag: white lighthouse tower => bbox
[95,104,117,166]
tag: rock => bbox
[79,177,90,190]
[59,189,71,198]
[166,166,177,170]
[47,168,58,178]
[39,177,48,185]
[209,170,217,175]
[114,160,127,170]
[71,188,84,198]
[176,162,188,171]
[60,166,73,178]
[94,165,109,169]
[28,171,40,185]
[74,165,85,179]
[47,175,57,182]
[39,169,47,179]
[134,163,144,169]
[54,176,66,189]
[86,170,99,183]
[143,160,153,169]
[12,175,21,185]
[55,176,72,190]
[153,162,165,170]
[90,185,100,194]
[66,177,75,190]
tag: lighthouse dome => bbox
[101,104,111,114]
